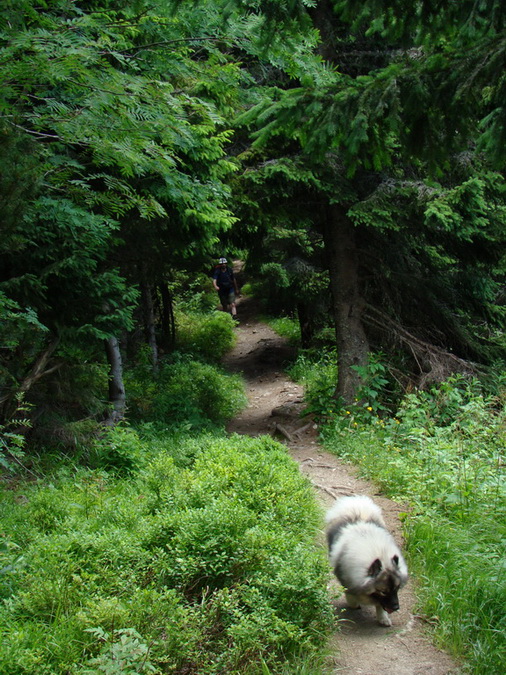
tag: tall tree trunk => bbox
[323,205,369,404]
[159,282,175,352]
[104,336,126,424]
[309,2,370,404]
[139,266,159,371]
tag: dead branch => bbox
[305,463,336,470]
[0,337,62,420]
[19,337,61,394]
[363,306,478,388]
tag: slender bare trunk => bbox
[140,270,158,371]
[323,205,369,404]
[104,336,126,424]
[159,282,175,352]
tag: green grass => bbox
[263,315,301,346]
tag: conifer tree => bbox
[229,0,506,403]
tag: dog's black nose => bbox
[384,597,399,612]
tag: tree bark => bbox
[159,282,175,352]
[308,0,341,63]
[323,205,369,404]
[308,2,370,404]
[139,268,159,371]
[104,336,126,424]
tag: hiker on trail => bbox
[212,257,240,319]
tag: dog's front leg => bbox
[375,605,392,626]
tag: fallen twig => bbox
[313,483,338,498]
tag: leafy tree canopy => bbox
[0,0,245,422]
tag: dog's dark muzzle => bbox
[371,591,400,613]
[383,597,399,613]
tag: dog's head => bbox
[367,556,406,613]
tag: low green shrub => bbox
[0,395,31,472]
[289,350,397,423]
[87,426,145,475]
[396,375,490,429]
[79,627,156,675]
[0,432,333,674]
[125,354,247,429]
[175,309,236,362]
[287,350,337,419]
[170,272,217,314]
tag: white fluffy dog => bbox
[326,495,408,626]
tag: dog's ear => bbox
[392,555,399,566]
[368,558,382,577]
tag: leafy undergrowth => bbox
[262,316,301,346]
[321,377,506,675]
[175,309,238,363]
[0,431,333,675]
[125,353,248,431]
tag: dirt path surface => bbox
[224,297,460,675]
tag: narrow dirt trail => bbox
[224,298,459,675]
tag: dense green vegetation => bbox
[0,308,332,674]
[1,1,505,673]
[0,429,332,674]
[0,285,336,674]
[1,0,505,435]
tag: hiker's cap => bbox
[219,257,228,264]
